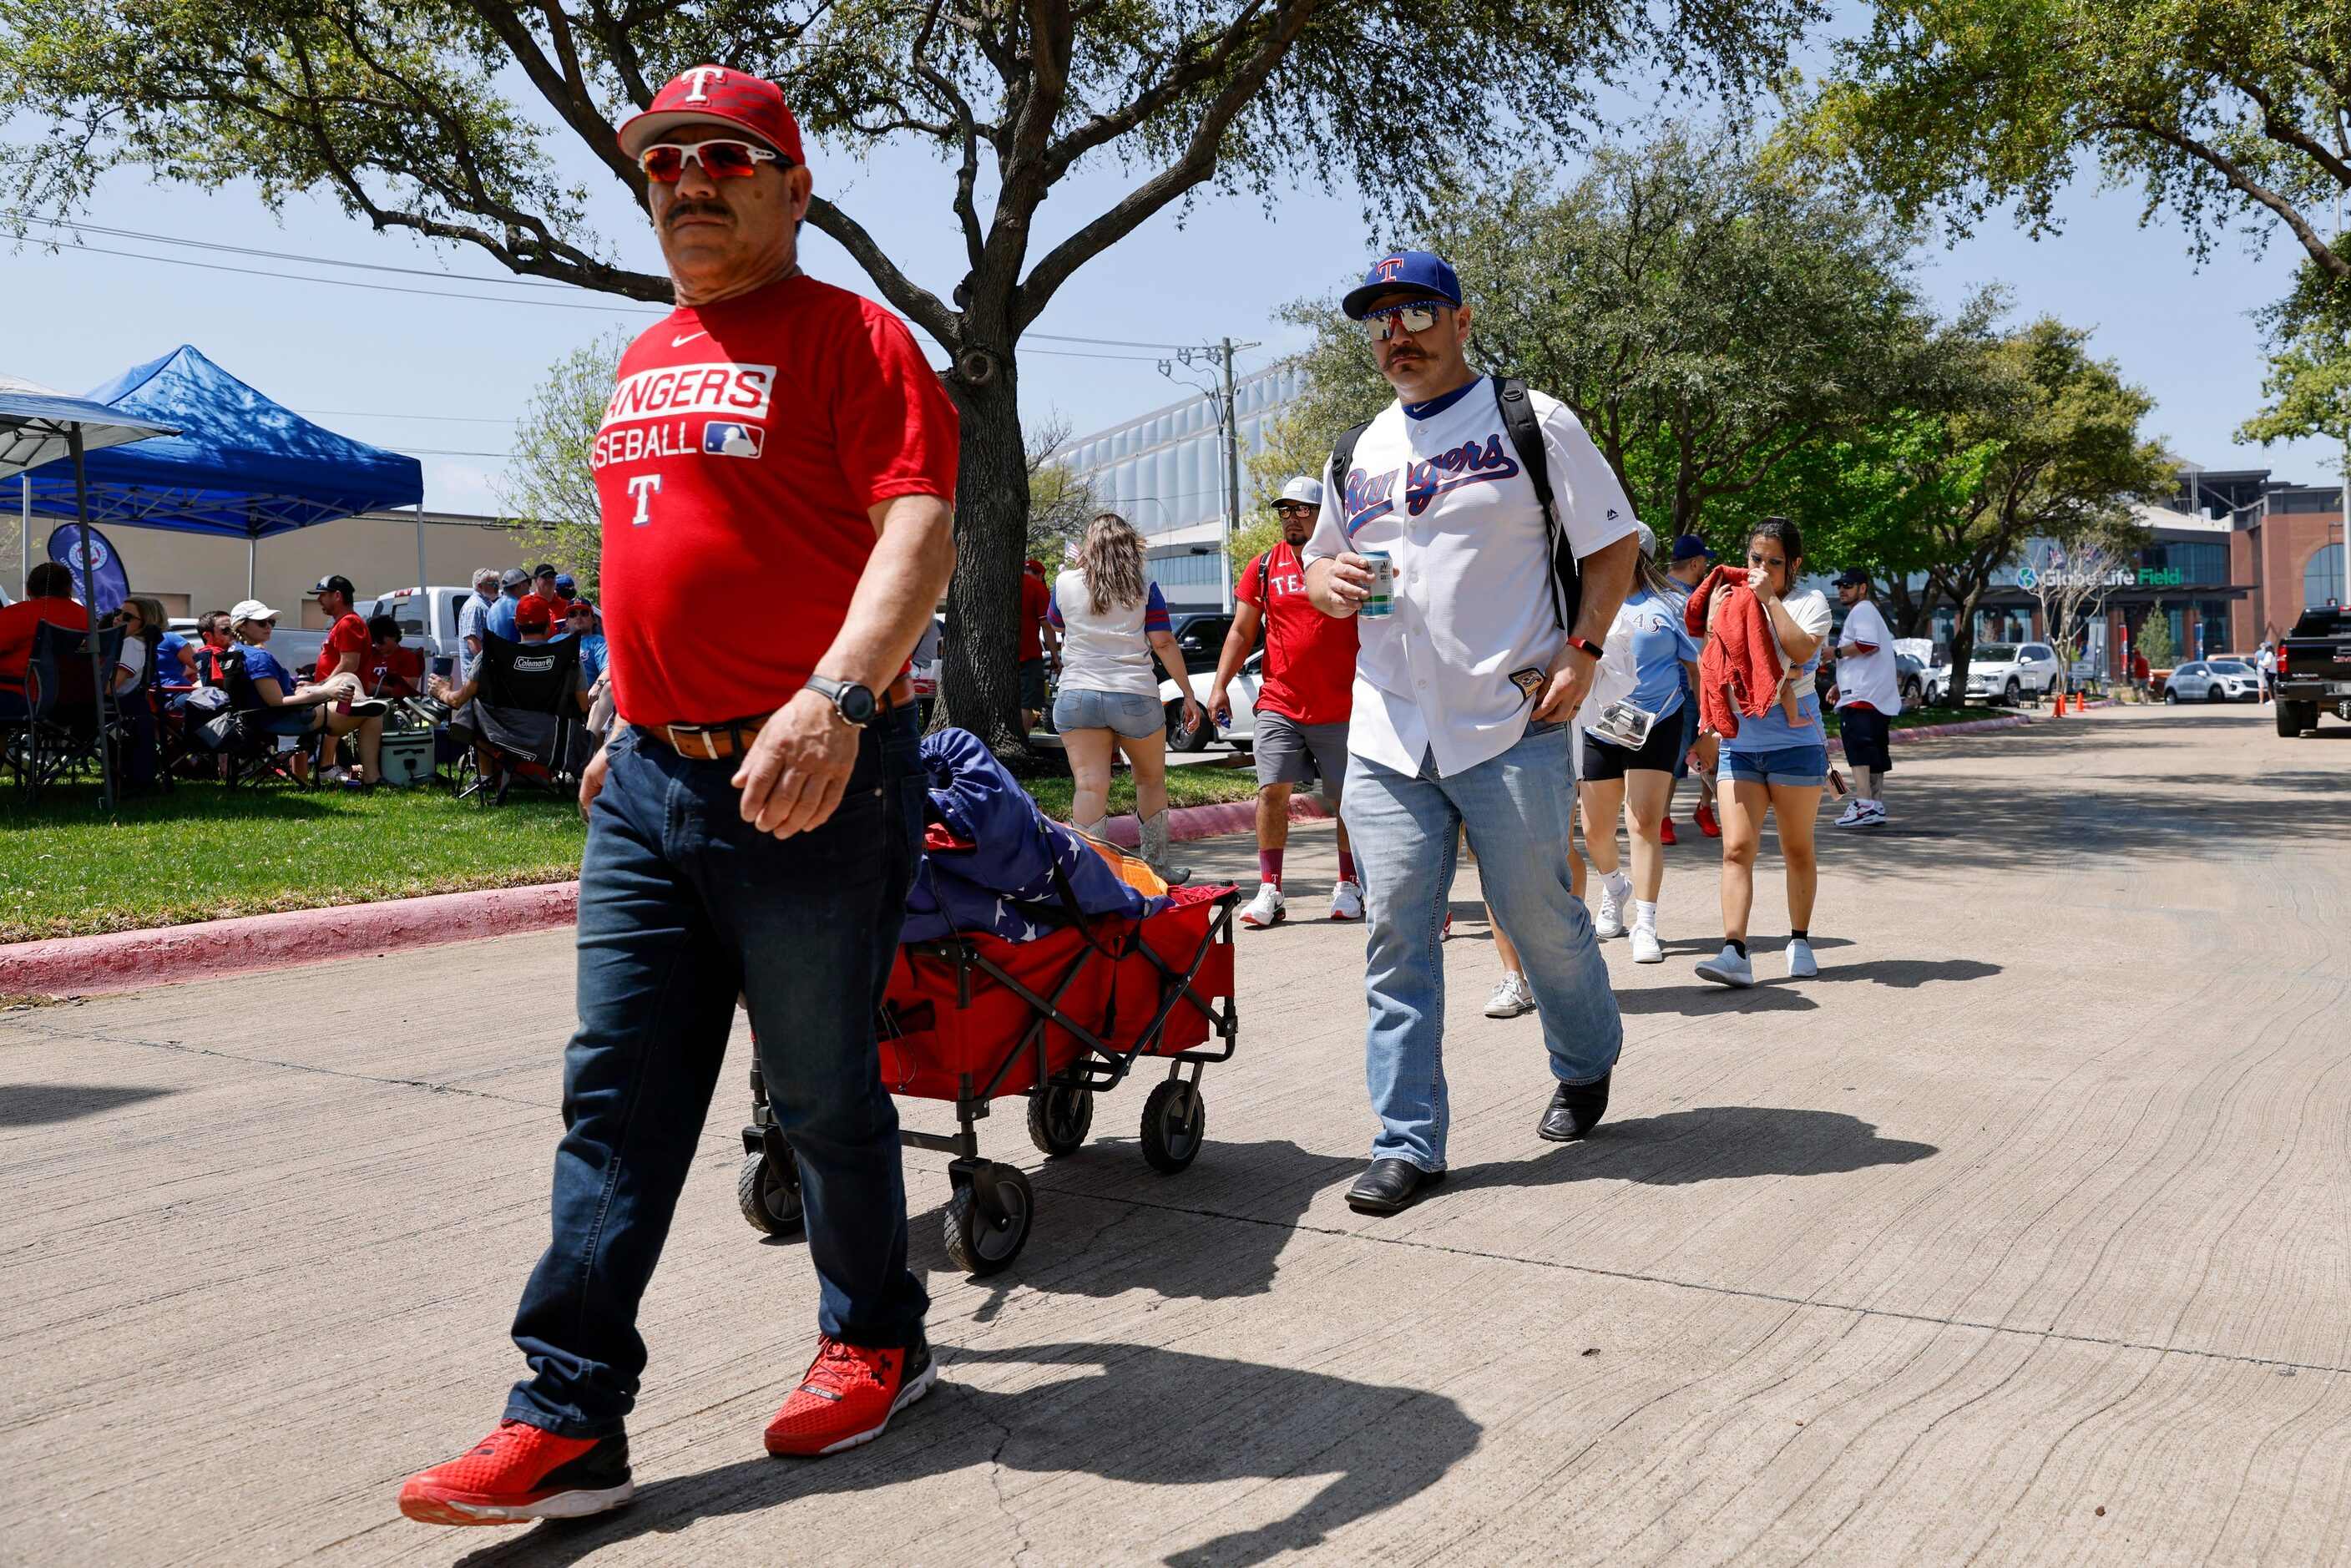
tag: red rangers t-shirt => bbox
[594,272,959,728]
[313,611,370,686]
[1236,539,1357,726]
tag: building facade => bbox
[1048,363,1307,611]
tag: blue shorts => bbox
[1721,743,1828,787]
[1674,702,1698,779]
[1053,685,1164,740]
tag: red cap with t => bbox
[617,67,806,166]
[514,598,554,632]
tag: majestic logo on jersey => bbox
[601,362,774,427]
[703,422,764,458]
[1343,432,1522,534]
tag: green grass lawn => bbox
[0,759,1268,943]
[0,781,588,942]
[1822,703,1985,737]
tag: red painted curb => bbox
[0,881,580,998]
[1830,698,2121,756]
[1095,791,1334,848]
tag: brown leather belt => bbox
[642,675,916,761]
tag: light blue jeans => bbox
[1342,723,1622,1171]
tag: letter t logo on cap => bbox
[683,66,727,103]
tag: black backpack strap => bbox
[1326,420,1373,531]
[1494,377,1580,633]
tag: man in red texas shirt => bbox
[1208,476,1363,928]
[401,65,958,1528]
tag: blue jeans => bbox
[1721,743,1828,787]
[1341,723,1623,1171]
[505,708,930,1438]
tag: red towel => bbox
[1682,564,1784,740]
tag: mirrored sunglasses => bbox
[1363,301,1446,342]
[639,139,783,182]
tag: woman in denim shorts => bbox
[1695,518,1833,989]
[1048,513,1203,882]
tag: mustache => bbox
[665,199,733,228]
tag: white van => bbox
[359,585,479,672]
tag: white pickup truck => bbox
[359,585,481,679]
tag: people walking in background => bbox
[2130,646,2151,701]
[2256,640,2276,702]
[1049,513,1201,883]
[1663,534,1721,840]
[1211,475,1363,928]
[1578,527,1701,964]
[1302,249,1640,1216]
[1829,567,1896,827]
[1019,558,1059,735]
[1694,518,1832,988]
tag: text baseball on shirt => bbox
[593,362,776,476]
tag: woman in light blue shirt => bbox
[1577,536,1701,964]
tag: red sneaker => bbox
[1695,802,1721,838]
[397,1419,634,1526]
[1660,818,1679,846]
[764,1331,937,1457]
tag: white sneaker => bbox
[1484,972,1535,1018]
[1240,882,1287,928]
[1696,943,1755,988]
[1329,880,1364,922]
[1786,938,1818,979]
[1833,798,1868,827]
[1855,802,1887,827]
[1594,871,1632,938]
[1631,925,1664,964]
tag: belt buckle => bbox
[666,723,717,761]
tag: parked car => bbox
[2273,605,2351,737]
[1923,642,2062,706]
[1161,648,1261,751]
[2162,660,2261,704]
[1896,650,1927,711]
[1169,611,1240,667]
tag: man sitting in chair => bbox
[0,563,88,709]
[427,595,555,711]
[364,614,427,698]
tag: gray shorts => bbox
[1053,685,1164,740]
[1254,711,1349,799]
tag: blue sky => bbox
[6,70,2342,515]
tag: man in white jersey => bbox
[1302,250,1641,1216]
[1829,567,1898,827]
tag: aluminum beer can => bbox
[1359,550,1395,619]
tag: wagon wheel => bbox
[1139,1079,1206,1174]
[737,1146,804,1237]
[943,1164,1034,1275]
[1027,1083,1095,1159]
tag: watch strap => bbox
[1566,636,1605,661]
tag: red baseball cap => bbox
[617,67,806,167]
[514,598,554,631]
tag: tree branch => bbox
[806,195,960,343]
[456,0,643,194]
[2107,115,2349,281]
[1039,0,1272,183]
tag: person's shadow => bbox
[1450,1105,1937,1191]
[453,1341,1481,1568]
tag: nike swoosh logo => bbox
[672,331,706,346]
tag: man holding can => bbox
[399,65,958,1526]
[1303,250,1641,1216]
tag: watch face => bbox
[838,684,878,724]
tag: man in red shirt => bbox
[1209,476,1363,927]
[0,563,87,701]
[363,614,426,697]
[308,574,371,696]
[401,65,958,1530]
[1018,557,1058,733]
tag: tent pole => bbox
[70,428,116,812]
[247,530,257,599]
[415,499,429,605]
[18,475,28,599]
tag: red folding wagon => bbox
[736,884,1240,1274]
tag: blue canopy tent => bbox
[1,372,182,809]
[17,346,426,599]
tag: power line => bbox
[8,210,1240,354]
[297,408,518,424]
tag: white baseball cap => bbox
[1277,476,1323,508]
[1636,520,1657,557]
[229,598,280,626]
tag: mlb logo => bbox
[704,422,764,458]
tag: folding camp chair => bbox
[205,649,309,789]
[454,633,587,805]
[14,620,131,804]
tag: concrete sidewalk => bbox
[5,705,2348,1565]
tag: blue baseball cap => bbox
[1670,534,1718,563]
[1342,250,1464,320]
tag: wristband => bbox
[1565,636,1604,661]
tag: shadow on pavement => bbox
[0,1082,175,1127]
[455,1342,1480,1568]
[1450,1105,1937,1191]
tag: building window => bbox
[2308,544,2346,609]
[2141,540,2226,584]
[2196,599,2229,655]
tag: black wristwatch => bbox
[803,675,879,727]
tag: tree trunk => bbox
[1945,584,1985,702]
[938,361,1034,758]
[1886,575,1939,638]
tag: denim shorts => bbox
[1721,743,1828,787]
[1053,685,1164,740]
